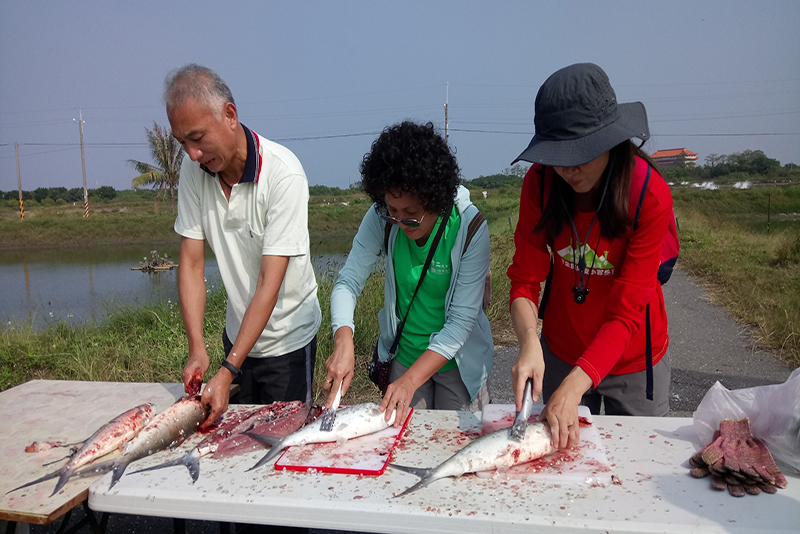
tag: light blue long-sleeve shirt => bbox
[330,186,494,400]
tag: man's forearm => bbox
[179,244,207,353]
[227,255,290,368]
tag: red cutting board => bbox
[477,404,613,485]
[274,408,413,475]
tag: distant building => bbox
[650,148,698,167]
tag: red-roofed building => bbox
[650,148,698,167]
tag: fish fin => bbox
[388,464,438,498]
[50,467,76,497]
[334,422,349,433]
[109,459,129,489]
[128,449,202,484]
[72,459,116,479]
[246,443,287,472]
[6,469,60,494]
[186,450,201,484]
[243,431,281,448]
[393,478,437,498]
[388,463,433,479]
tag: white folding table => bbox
[87,408,800,534]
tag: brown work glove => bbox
[689,418,788,497]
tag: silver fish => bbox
[246,402,397,471]
[76,396,208,489]
[7,403,155,496]
[391,421,556,497]
[127,402,299,483]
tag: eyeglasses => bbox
[377,208,426,228]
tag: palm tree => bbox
[128,122,184,212]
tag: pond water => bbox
[1,235,354,331]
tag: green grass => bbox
[0,269,385,404]
[0,235,519,402]
[4,184,797,398]
[676,195,800,366]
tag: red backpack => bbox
[535,158,680,400]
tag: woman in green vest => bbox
[326,121,494,425]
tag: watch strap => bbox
[221,359,242,378]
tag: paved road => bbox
[21,268,795,534]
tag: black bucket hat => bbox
[512,63,650,167]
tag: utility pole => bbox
[74,107,89,217]
[15,140,23,219]
[444,82,449,146]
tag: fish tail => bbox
[243,431,281,448]
[109,460,129,489]
[388,464,439,498]
[244,433,287,472]
[5,469,60,494]
[72,459,116,479]
[128,450,201,484]
[50,467,75,497]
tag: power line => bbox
[449,128,800,137]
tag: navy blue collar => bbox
[200,124,259,183]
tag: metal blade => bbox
[509,378,534,442]
[319,380,343,432]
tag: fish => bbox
[211,400,310,459]
[76,396,208,489]
[128,401,305,483]
[390,420,556,497]
[245,402,397,471]
[7,403,155,496]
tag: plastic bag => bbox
[693,367,800,472]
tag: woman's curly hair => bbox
[360,121,460,213]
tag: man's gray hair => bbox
[164,64,235,116]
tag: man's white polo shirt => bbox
[174,125,321,358]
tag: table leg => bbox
[6,521,31,534]
[173,517,186,534]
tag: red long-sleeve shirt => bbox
[508,157,672,387]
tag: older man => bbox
[168,64,321,427]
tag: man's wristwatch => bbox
[221,359,242,378]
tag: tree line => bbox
[659,150,798,182]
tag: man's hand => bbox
[181,349,210,395]
[323,327,355,409]
[199,370,233,429]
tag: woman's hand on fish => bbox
[199,370,232,429]
[323,327,355,409]
[540,367,592,449]
[182,349,210,395]
[510,339,545,411]
[380,376,414,427]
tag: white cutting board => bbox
[273,409,413,475]
[477,404,613,485]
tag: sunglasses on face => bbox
[377,207,426,228]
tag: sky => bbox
[1,1,798,193]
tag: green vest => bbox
[392,207,461,371]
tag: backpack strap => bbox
[633,164,652,231]
[383,220,392,253]
[463,210,486,254]
[535,165,554,320]
[630,161,656,401]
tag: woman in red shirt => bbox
[508,63,674,450]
